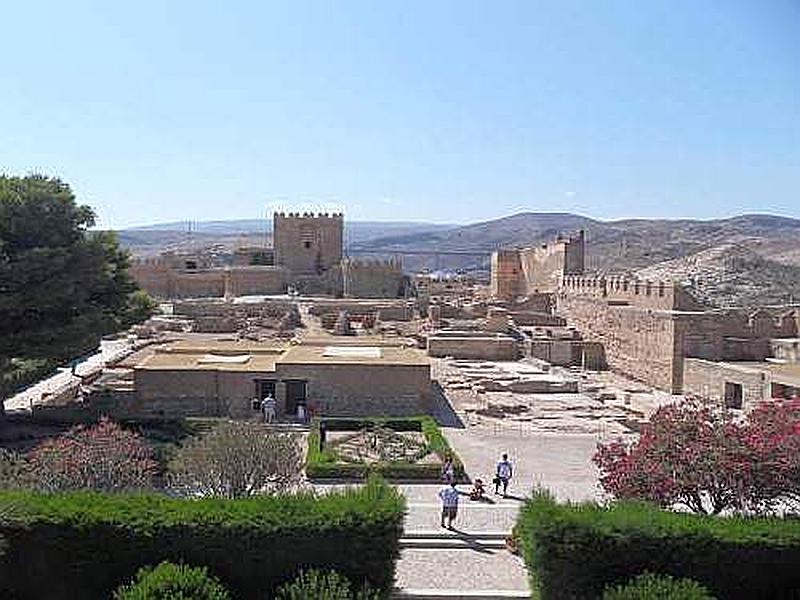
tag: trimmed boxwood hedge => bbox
[0,477,404,600]
[306,416,465,481]
[515,490,800,599]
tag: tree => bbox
[167,421,302,498]
[122,289,159,328]
[594,399,800,515]
[26,417,158,492]
[0,175,142,418]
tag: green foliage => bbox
[306,416,464,481]
[0,449,33,490]
[275,568,380,600]
[0,476,404,599]
[602,573,714,600]
[515,490,800,599]
[0,175,144,402]
[113,562,231,600]
[122,289,158,328]
[1,358,57,395]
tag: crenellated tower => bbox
[273,212,344,275]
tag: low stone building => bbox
[683,359,800,409]
[131,338,431,419]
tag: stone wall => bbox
[557,293,681,391]
[273,212,343,275]
[342,258,406,298]
[228,266,287,296]
[427,332,519,360]
[490,231,584,300]
[130,261,287,299]
[308,299,416,321]
[133,368,272,419]
[274,363,430,417]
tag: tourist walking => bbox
[494,453,513,496]
[261,394,276,424]
[438,482,459,529]
[441,455,455,484]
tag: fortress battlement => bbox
[560,274,708,311]
[273,211,344,220]
[343,257,403,269]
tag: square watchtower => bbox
[273,212,344,275]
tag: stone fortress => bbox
[130,212,406,300]
[484,230,800,407]
[16,213,798,428]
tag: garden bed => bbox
[306,416,465,481]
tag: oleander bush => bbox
[25,417,158,492]
[113,562,231,600]
[275,568,380,600]
[0,476,404,599]
[306,416,464,481]
[594,399,800,515]
[515,489,800,599]
[602,572,714,600]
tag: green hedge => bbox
[306,416,465,481]
[515,490,800,599]
[0,478,404,600]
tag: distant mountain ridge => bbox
[118,219,456,256]
[351,212,800,272]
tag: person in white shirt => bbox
[438,482,460,529]
[495,453,513,496]
[260,394,276,424]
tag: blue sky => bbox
[1,1,798,228]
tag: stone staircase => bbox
[394,527,529,599]
[399,530,508,550]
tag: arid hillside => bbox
[637,243,800,307]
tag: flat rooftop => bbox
[714,360,800,387]
[137,351,281,372]
[134,337,428,371]
[134,339,286,372]
[279,344,429,366]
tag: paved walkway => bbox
[391,420,601,597]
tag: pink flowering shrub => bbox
[27,417,157,492]
[594,399,800,515]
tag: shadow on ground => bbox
[429,381,465,429]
